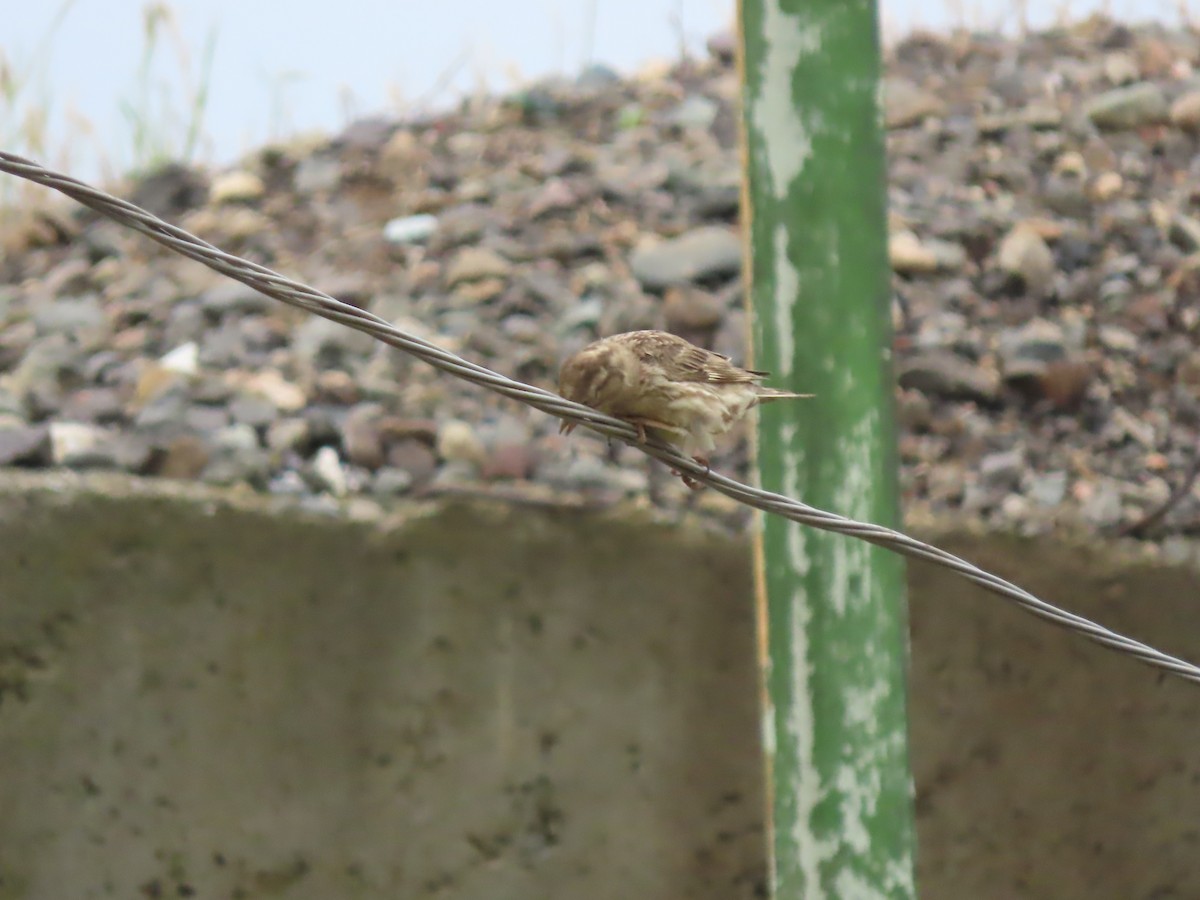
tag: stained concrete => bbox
[1,471,1198,899]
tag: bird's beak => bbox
[559,420,576,436]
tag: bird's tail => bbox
[755,388,815,404]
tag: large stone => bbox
[884,76,946,128]
[997,223,1057,297]
[629,227,741,289]
[1085,82,1168,129]
[898,351,1000,403]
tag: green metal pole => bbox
[737,1,917,898]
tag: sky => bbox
[3,0,1199,181]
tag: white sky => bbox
[3,0,1199,180]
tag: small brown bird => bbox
[557,330,811,487]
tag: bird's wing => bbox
[628,331,765,384]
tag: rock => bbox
[1027,471,1069,507]
[378,417,438,443]
[0,423,49,466]
[337,116,396,151]
[293,316,375,366]
[996,223,1057,297]
[897,352,1000,404]
[662,286,724,331]
[1006,359,1093,410]
[310,445,348,496]
[293,151,342,195]
[1084,82,1168,129]
[199,282,273,316]
[914,311,968,349]
[889,230,939,274]
[105,434,156,472]
[162,302,206,346]
[209,170,265,204]
[240,370,307,411]
[1166,213,1200,253]
[383,214,438,245]
[131,386,191,432]
[1098,324,1140,353]
[267,469,309,497]
[444,247,513,286]
[705,29,737,64]
[1090,171,1124,201]
[557,297,604,333]
[160,342,199,375]
[997,318,1069,367]
[1103,52,1140,85]
[213,423,260,453]
[33,296,105,337]
[1169,90,1200,130]
[596,159,669,199]
[371,466,414,496]
[60,387,123,423]
[155,435,211,480]
[481,442,536,481]
[203,424,269,487]
[576,63,621,89]
[997,492,1031,522]
[1044,173,1092,219]
[127,163,208,218]
[266,417,311,453]
[386,438,438,485]
[228,393,278,429]
[669,95,719,130]
[184,205,273,242]
[436,419,486,467]
[629,226,741,289]
[889,231,963,275]
[884,76,945,128]
[312,370,361,406]
[48,422,106,466]
[341,403,385,469]
[1080,479,1123,526]
[527,179,576,218]
[978,448,1025,490]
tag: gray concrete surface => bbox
[1,471,1198,899]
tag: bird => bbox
[557,330,811,488]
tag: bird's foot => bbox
[672,456,710,491]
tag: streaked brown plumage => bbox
[557,330,811,487]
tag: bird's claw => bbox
[672,456,710,491]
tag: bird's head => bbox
[556,338,637,434]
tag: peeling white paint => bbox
[834,866,888,900]
[777,405,910,891]
[834,762,881,854]
[886,856,918,895]
[835,410,881,526]
[749,6,822,197]
[843,679,889,736]
[772,227,798,372]
[777,419,829,893]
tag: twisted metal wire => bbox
[3,149,1198,685]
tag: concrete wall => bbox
[1,472,1198,899]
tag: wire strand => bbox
[3,149,1197,685]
